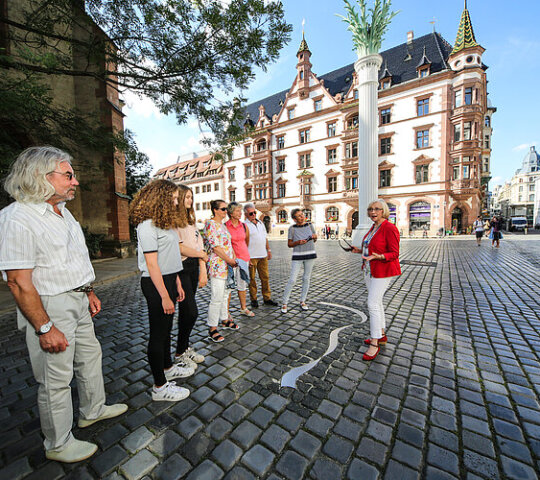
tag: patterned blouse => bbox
[203,219,235,279]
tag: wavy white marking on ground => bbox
[317,302,368,324]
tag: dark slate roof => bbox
[243,32,454,122]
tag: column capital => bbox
[354,54,383,86]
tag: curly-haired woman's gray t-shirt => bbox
[288,223,317,260]
[136,219,183,277]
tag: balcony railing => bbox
[341,127,359,140]
[254,198,273,209]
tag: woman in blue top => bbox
[129,180,194,402]
[281,209,318,313]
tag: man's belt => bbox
[73,284,94,293]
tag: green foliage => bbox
[337,0,398,56]
[82,227,105,259]
[114,130,153,198]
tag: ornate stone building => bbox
[223,3,495,236]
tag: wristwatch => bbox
[36,320,53,336]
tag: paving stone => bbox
[248,406,275,428]
[347,458,379,480]
[276,450,309,480]
[206,417,234,441]
[0,457,32,480]
[391,440,422,470]
[263,393,289,412]
[424,466,460,480]
[177,415,204,439]
[501,455,538,480]
[305,413,334,438]
[366,419,393,445]
[333,417,362,442]
[241,444,275,477]
[121,449,159,480]
[238,391,263,409]
[498,437,533,464]
[396,423,424,448]
[429,426,459,452]
[427,443,460,476]
[224,466,256,480]
[152,453,191,480]
[96,423,130,450]
[90,445,129,477]
[196,401,224,422]
[493,419,525,441]
[222,403,250,424]
[463,450,499,479]
[290,429,322,458]
[277,410,304,433]
[180,432,215,465]
[24,462,65,480]
[357,437,388,465]
[383,459,420,480]
[260,424,291,453]
[211,439,243,471]
[323,435,354,463]
[230,421,262,449]
[148,430,183,456]
[121,426,155,453]
[310,458,343,480]
[185,460,224,480]
[317,399,343,419]
[462,430,496,458]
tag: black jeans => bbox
[141,272,179,386]
[176,257,200,355]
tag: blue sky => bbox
[123,0,540,187]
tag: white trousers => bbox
[282,258,315,305]
[207,277,230,327]
[364,274,392,340]
[24,291,106,451]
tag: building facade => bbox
[154,152,225,226]
[494,146,540,227]
[223,3,494,237]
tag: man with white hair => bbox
[243,203,278,308]
[0,146,127,463]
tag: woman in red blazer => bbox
[352,199,401,361]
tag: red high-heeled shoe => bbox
[363,344,381,361]
[364,334,387,345]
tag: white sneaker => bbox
[174,353,197,370]
[46,438,98,463]
[281,305,288,314]
[300,302,309,311]
[165,363,195,381]
[183,347,205,364]
[152,381,190,402]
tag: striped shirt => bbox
[289,223,317,260]
[0,201,95,296]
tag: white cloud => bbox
[490,176,503,186]
[122,90,163,119]
[513,142,537,151]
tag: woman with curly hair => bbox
[173,184,208,367]
[129,180,194,402]
[202,199,239,343]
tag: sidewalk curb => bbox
[0,269,140,316]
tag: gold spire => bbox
[451,1,479,54]
[297,33,310,55]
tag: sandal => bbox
[208,328,224,343]
[240,308,255,317]
[222,319,240,330]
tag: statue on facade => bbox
[338,0,399,57]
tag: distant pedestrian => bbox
[281,209,317,313]
[489,215,502,248]
[130,180,194,403]
[244,203,278,308]
[0,146,127,462]
[174,184,208,368]
[203,200,239,343]
[473,216,484,246]
[352,199,401,362]
[225,202,254,317]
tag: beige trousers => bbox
[23,291,105,451]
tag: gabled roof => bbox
[243,32,454,122]
[154,153,221,181]
[416,46,432,68]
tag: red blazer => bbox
[362,220,401,278]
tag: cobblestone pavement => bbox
[1,238,540,480]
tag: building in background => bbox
[223,3,494,237]
[494,146,540,227]
[154,152,224,226]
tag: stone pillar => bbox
[352,53,383,247]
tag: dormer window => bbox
[418,67,429,78]
[287,108,295,120]
[381,80,391,90]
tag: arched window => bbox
[409,201,431,231]
[326,207,339,221]
[346,114,358,129]
[277,210,288,223]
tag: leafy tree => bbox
[0,0,292,157]
[116,129,153,198]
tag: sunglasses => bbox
[367,207,383,212]
[217,207,227,211]
[247,212,256,216]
